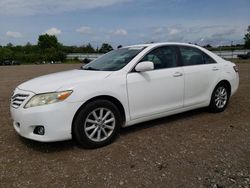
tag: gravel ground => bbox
[0,63,249,188]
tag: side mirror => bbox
[135,61,154,72]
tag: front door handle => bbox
[173,72,183,77]
[212,67,219,71]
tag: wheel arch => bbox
[71,95,126,134]
[215,80,232,96]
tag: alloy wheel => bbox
[214,86,228,109]
[84,108,116,142]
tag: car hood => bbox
[18,69,113,93]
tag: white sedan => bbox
[10,43,239,148]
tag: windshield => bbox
[81,47,145,71]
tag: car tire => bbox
[209,83,230,113]
[72,99,122,148]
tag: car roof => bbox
[123,42,226,65]
[125,42,200,49]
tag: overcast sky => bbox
[0,0,249,47]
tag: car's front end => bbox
[10,87,82,142]
[9,66,118,143]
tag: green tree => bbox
[38,34,59,51]
[54,51,66,61]
[99,43,113,53]
[23,43,38,54]
[0,48,13,61]
[85,43,95,53]
[203,44,212,49]
[6,43,13,48]
[36,34,66,62]
[244,26,250,49]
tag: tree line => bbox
[0,26,250,64]
[0,34,114,64]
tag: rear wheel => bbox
[209,83,230,113]
[73,100,122,148]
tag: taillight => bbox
[233,65,238,72]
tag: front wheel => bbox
[73,100,122,148]
[209,83,230,113]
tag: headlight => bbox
[24,90,73,108]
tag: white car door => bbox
[127,46,184,120]
[179,46,221,107]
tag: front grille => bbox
[11,94,29,108]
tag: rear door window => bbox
[179,46,216,66]
[203,53,217,64]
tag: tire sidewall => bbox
[73,100,122,148]
[209,83,230,113]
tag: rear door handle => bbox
[212,67,219,71]
[173,72,183,77]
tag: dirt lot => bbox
[0,62,250,188]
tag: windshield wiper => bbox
[81,66,100,71]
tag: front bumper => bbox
[10,88,82,142]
